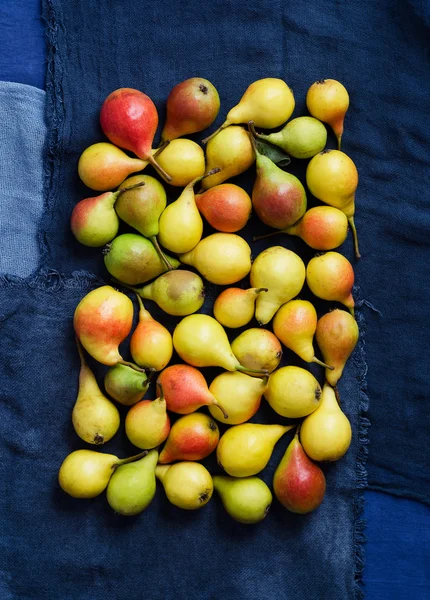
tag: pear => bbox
[161,77,220,142]
[100,88,172,182]
[125,270,204,316]
[306,79,349,150]
[78,142,147,191]
[157,364,228,418]
[195,183,252,233]
[202,126,254,189]
[73,286,134,366]
[103,233,179,286]
[156,139,205,187]
[306,149,360,258]
[104,363,150,406]
[125,388,170,449]
[158,174,204,253]
[204,79,295,142]
[300,384,352,461]
[217,423,294,477]
[130,296,173,371]
[114,174,173,270]
[264,366,321,419]
[315,309,359,386]
[213,476,272,524]
[272,300,333,368]
[180,233,252,285]
[209,371,267,425]
[106,449,158,516]
[250,246,305,325]
[58,449,148,499]
[306,252,355,314]
[231,328,282,375]
[213,287,267,328]
[255,206,348,251]
[173,315,267,375]
[257,116,327,159]
[159,413,219,463]
[72,340,120,445]
[156,462,213,510]
[70,181,144,247]
[273,429,326,514]
[249,127,307,230]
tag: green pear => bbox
[104,233,179,286]
[106,449,158,515]
[258,116,327,159]
[213,475,272,524]
[104,363,150,406]
[72,340,120,445]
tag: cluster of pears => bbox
[60,75,361,522]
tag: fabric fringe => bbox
[0,268,105,292]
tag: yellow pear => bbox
[306,252,355,314]
[202,126,254,189]
[158,175,204,254]
[300,384,352,461]
[209,371,268,424]
[216,423,294,477]
[155,138,205,187]
[306,149,360,258]
[72,340,120,445]
[58,449,147,499]
[173,314,267,375]
[250,246,305,325]
[180,233,252,285]
[306,79,349,150]
[316,309,359,386]
[231,328,282,375]
[213,287,267,328]
[204,79,295,141]
[264,366,321,418]
[155,462,213,510]
[272,300,332,368]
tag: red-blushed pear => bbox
[78,142,147,191]
[306,252,355,315]
[158,413,219,464]
[125,386,170,450]
[161,77,220,142]
[306,79,349,150]
[213,287,267,329]
[273,428,326,514]
[100,88,172,182]
[130,295,173,372]
[73,286,134,367]
[157,364,228,418]
[195,184,252,233]
[249,123,307,231]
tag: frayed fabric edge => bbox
[0,268,105,292]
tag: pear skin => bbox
[213,287,267,329]
[155,462,213,510]
[195,184,252,233]
[130,296,173,371]
[158,413,219,463]
[72,340,120,444]
[71,191,120,247]
[306,252,355,314]
[258,116,327,159]
[209,371,267,425]
[104,363,149,406]
[125,391,170,449]
[202,126,254,189]
[264,366,321,419]
[213,476,272,524]
[250,246,305,325]
[216,423,294,477]
[78,142,147,191]
[73,286,133,366]
[300,384,352,461]
[156,139,205,187]
[157,364,228,417]
[306,79,349,150]
[284,206,348,250]
[273,431,326,514]
[106,450,158,515]
[315,309,359,386]
[231,328,282,375]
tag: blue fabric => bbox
[0,82,46,277]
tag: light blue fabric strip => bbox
[0,82,46,277]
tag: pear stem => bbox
[146,368,156,384]
[312,357,334,370]
[75,336,87,367]
[201,120,229,144]
[348,217,361,259]
[150,236,175,271]
[254,287,269,296]
[213,400,229,420]
[247,121,259,157]
[295,422,302,438]
[252,230,282,242]
[237,365,269,376]
[118,360,148,374]
[117,181,146,196]
[135,293,152,321]
[337,135,342,151]
[333,385,341,405]
[148,154,173,183]
[156,382,164,402]
[114,450,148,469]
[154,140,170,155]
